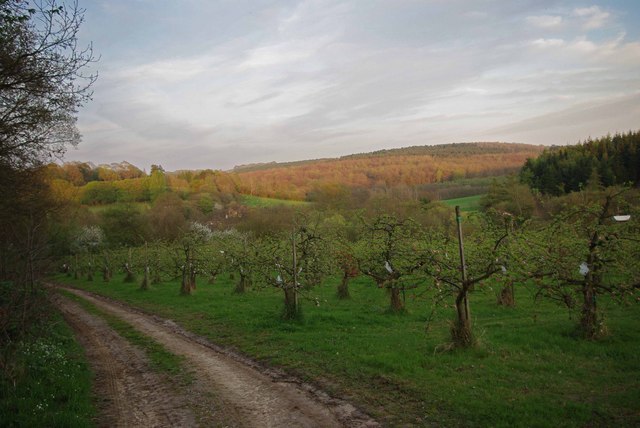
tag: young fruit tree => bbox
[321,213,360,300]
[425,208,514,347]
[354,215,431,313]
[521,188,639,338]
[71,226,104,282]
[219,230,257,294]
[258,224,332,320]
[178,222,213,295]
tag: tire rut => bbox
[52,293,200,428]
[55,285,379,428]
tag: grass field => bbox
[86,201,150,214]
[54,273,640,427]
[239,194,311,207]
[443,194,484,212]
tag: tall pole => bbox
[292,229,298,312]
[455,206,470,321]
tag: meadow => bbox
[239,194,312,208]
[55,272,640,427]
[442,194,483,212]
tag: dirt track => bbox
[52,286,378,428]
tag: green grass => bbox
[442,194,484,212]
[0,308,95,427]
[239,194,311,208]
[58,290,188,378]
[86,201,150,214]
[54,273,640,427]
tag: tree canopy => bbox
[0,0,96,169]
[520,131,640,195]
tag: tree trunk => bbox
[452,287,473,347]
[102,266,111,282]
[337,273,350,299]
[234,272,247,294]
[282,286,299,319]
[140,266,150,291]
[189,266,197,291]
[497,282,515,306]
[180,263,191,295]
[389,285,404,312]
[580,282,600,338]
[123,263,136,283]
[151,269,161,285]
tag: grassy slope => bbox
[442,194,484,212]
[87,201,150,214]
[239,194,311,207]
[54,273,640,427]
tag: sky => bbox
[68,0,640,171]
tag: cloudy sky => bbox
[69,0,640,171]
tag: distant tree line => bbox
[521,131,640,195]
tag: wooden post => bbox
[292,230,298,312]
[455,206,470,322]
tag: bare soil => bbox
[52,286,379,428]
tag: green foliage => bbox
[521,130,640,195]
[515,188,640,338]
[257,222,334,318]
[148,168,169,201]
[480,175,536,219]
[100,204,148,248]
[354,215,432,312]
[80,181,120,205]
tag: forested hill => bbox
[232,142,541,173]
[232,142,544,200]
[521,130,640,195]
[340,142,541,160]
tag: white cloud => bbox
[531,38,566,48]
[573,6,610,30]
[526,15,563,28]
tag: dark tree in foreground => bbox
[0,0,96,342]
[1,0,97,168]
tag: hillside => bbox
[48,142,544,205]
[233,142,544,200]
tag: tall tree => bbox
[0,0,97,169]
[0,0,96,340]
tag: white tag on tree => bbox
[579,262,589,276]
